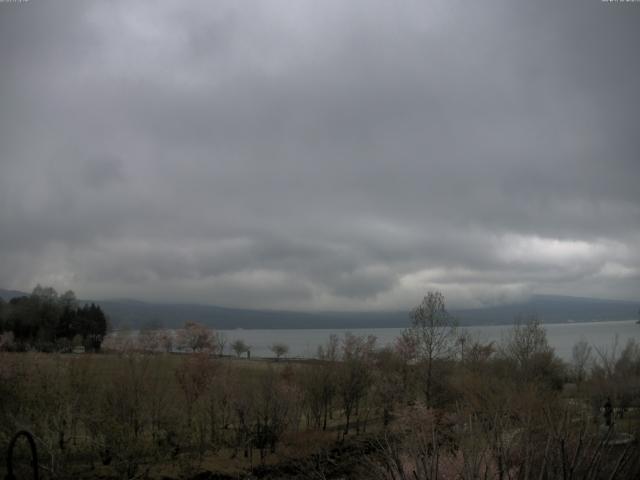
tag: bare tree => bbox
[572,337,592,384]
[393,330,418,401]
[372,347,404,426]
[500,314,556,383]
[302,335,340,431]
[370,405,457,480]
[158,330,174,353]
[317,334,339,362]
[338,333,376,435]
[593,335,621,379]
[177,321,214,353]
[456,329,472,362]
[270,342,289,361]
[252,368,295,461]
[213,331,227,357]
[406,291,457,406]
[231,339,249,358]
[97,354,154,478]
[175,354,218,429]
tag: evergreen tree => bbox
[0,287,108,352]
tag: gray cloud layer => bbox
[1,0,638,309]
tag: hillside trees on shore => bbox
[0,285,108,352]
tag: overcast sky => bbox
[0,0,638,310]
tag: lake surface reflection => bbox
[219,320,640,362]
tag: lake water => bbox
[219,320,640,362]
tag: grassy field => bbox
[0,351,383,479]
[2,330,640,480]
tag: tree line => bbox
[0,285,108,352]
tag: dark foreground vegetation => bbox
[1,291,640,479]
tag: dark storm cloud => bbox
[0,0,638,309]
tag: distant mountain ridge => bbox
[453,294,640,326]
[1,289,637,329]
[0,289,29,300]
